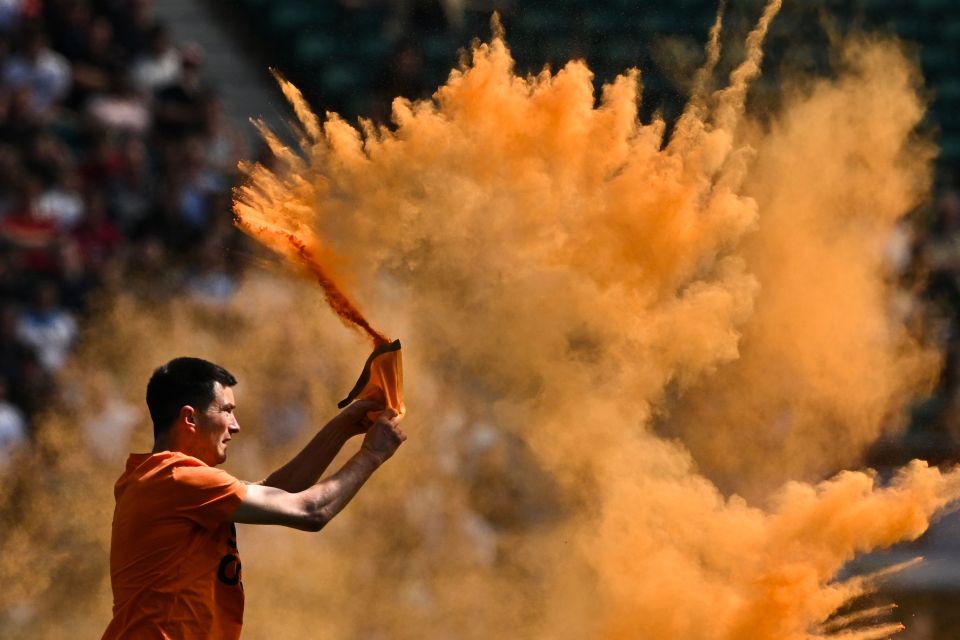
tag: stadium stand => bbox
[0,0,250,461]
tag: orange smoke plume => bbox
[233,75,390,347]
[210,3,952,638]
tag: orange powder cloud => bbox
[2,3,958,639]
[224,3,958,637]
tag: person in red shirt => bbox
[102,357,405,639]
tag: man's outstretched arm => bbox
[253,400,382,493]
[233,410,405,531]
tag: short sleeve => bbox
[170,464,248,529]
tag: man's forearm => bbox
[259,417,355,492]
[305,448,382,529]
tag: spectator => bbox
[46,0,92,60]
[36,166,85,230]
[0,143,25,214]
[86,65,150,134]
[73,188,120,266]
[78,127,125,187]
[13,348,57,420]
[0,251,30,302]
[24,128,72,185]
[68,16,120,109]
[164,138,220,240]
[152,43,208,141]
[105,0,153,59]
[0,304,54,423]
[106,135,153,232]
[57,234,99,313]
[0,85,42,147]
[15,279,77,372]
[2,25,71,116]
[202,95,247,188]
[0,304,31,384]
[0,0,32,33]
[1,175,60,273]
[130,22,178,94]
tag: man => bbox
[102,357,405,639]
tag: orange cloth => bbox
[102,451,248,640]
[338,339,404,418]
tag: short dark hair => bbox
[146,357,237,439]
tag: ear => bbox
[179,405,198,432]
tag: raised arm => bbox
[232,410,405,531]
[255,400,383,493]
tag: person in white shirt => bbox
[15,281,77,372]
[130,23,180,94]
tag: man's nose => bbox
[230,418,240,433]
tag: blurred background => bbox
[0,0,959,637]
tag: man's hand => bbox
[337,399,384,437]
[360,409,406,466]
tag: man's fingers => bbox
[377,420,406,446]
[375,411,402,428]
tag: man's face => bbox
[192,382,239,466]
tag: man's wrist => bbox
[357,445,386,469]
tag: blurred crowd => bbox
[0,0,250,465]
[917,187,960,437]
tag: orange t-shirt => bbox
[102,451,248,640]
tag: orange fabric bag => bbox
[338,339,404,419]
